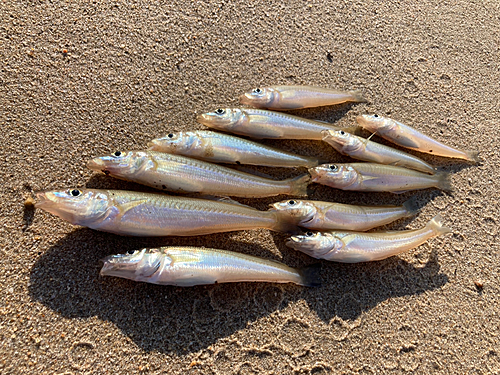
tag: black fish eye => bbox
[70,189,81,197]
[114,151,122,157]
[374,114,379,118]
[306,231,314,237]
[329,165,338,171]
[340,130,345,135]
[215,108,225,115]
[167,133,174,138]
[127,250,135,255]
[253,88,262,94]
[288,200,296,205]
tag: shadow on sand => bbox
[29,226,448,355]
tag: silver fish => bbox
[322,129,436,174]
[100,246,321,287]
[356,114,480,162]
[197,108,357,140]
[148,130,319,168]
[309,163,452,193]
[35,189,299,236]
[271,196,419,231]
[87,151,310,198]
[286,214,451,263]
[239,85,366,110]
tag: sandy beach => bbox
[1,1,499,373]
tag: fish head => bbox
[87,150,148,178]
[239,87,276,108]
[322,129,360,151]
[148,131,193,153]
[286,231,343,259]
[356,114,395,133]
[100,248,166,280]
[197,108,245,131]
[35,188,110,225]
[270,199,316,223]
[308,164,358,189]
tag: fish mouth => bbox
[34,191,57,210]
[147,140,160,150]
[239,93,252,105]
[86,158,106,172]
[196,113,211,124]
[355,115,369,127]
[307,168,319,180]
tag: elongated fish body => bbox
[197,108,357,140]
[271,196,419,231]
[239,85,366,110]
[87,151,310,198]
[322,129,436,174]
[35,189,298,236]
[286,215,451,263]
[309,163,452,193]
[356,115,480,162]
[148,130,319,168]
[100,246,321,287]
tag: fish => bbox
[309,163,452,193]
[87,151,310,198]
[270,196,419,231]
[148,130,319,168]
[356,114,480,162]
[197,108,358,140]
[322,129,436,174]
[34,189,299,236]
[239,85,366,110]
[286,214,451,263]
[100,246,321,287]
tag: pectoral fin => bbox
[393,136,420,149]
[116,199,149,219]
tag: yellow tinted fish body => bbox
[356,115,480,162]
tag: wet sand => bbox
[1,1,499,373]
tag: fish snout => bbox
[86,157,105,172]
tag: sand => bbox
[1,1,499,373]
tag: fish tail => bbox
[436,171,453,192]
[465,151,481,163]
[348,90,368,103]
[297,263,322,287]
[402,195,420,217]
[286,174,311,196]
[302,156,320,168]
[343,125,361,135]
[426,214,452,236]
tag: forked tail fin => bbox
[348,90,368,103]
[286,174,311,196]
[426,214,452,236]
[402,196,420,217]
[436,171,453,192]
[465,151,481,163]
[297,263,322,287]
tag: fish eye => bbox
[340,130,345,135]
[70,189,81,197]
[113,151,122,157]
[329,165,338,171]
[306,231,314,237]
[288,200,296,205]
[215,108,225,115]
[252,88,262,94]
[374,114,379,118]
[167,133,174,138]
[126,250,135,255]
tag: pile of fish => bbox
[35,85,478,287]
